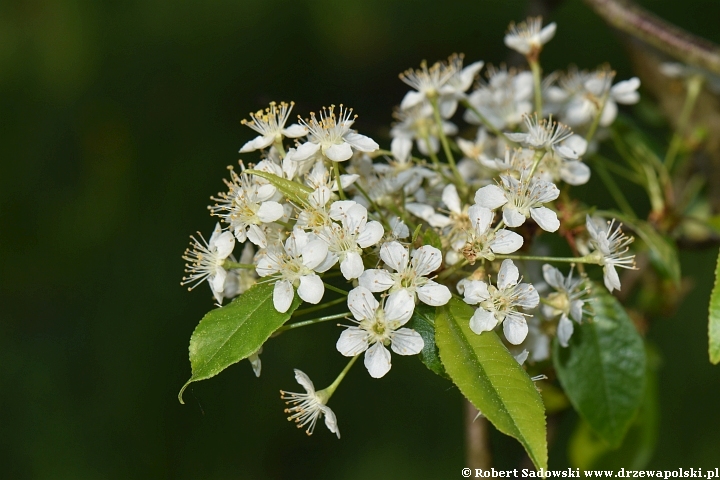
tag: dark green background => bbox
[2,0,720,478]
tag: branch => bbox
[583,0,720,76]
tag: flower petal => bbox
[514,283,540,309]
[411,245,442,276]
[293,369,315,394]
[357,221,384,248]
[257,201,285,223]
[297,274,324,304]
[273,280,294,313]
[530,207,560,232]
[442,184,462,214]
[474,184,507,209]
[380,241,409,272]
[302,240,328,270]
[324,142,354,162]
[336,327,369,356]
[340,251,365,280]
[603,264,621,292]
[468,204,493,234]
[390,328,425,355]
[417,280,452,306]
[503,314,529,345]
[542,264,564,290]
[344,132,379,152]
[384,290,415,325]
[469,308,498,334]
[463,280,490,305]
[490,229,524,254]
[321,405,340,438]
[290,141,321,161]
[347,285,380,321]
[557,314,574,347]
[497,259,519,290]
[358,269,395,292]
[503,205,527,228]
[364,342,392,378]
[282,123,308,138]
[400,90,425,110]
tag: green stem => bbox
[223,261,256,270]
[593,160,637,218]
[273,138,286,158]
[585,89,611,144]
[333,161,346,200]
[438,259,469,281]
[494,253,596,264]
[293,297,347,316]
[461,99,517,146]
[323,283,349,296]
[276,312,350,333]
[529,59,543,117]
[430,96,465,190]
[665,74,704,172]
[321,354,360,400]
[527,149,546,179]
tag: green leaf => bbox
[245,169,312,206]
[406,303,448,378]
[553,287,646,447]
[435,296,547,469]
[422,227,442,250]
[709,248,720,364]
[569,345,660,470]
[598,211,681,286]
[178,283,300,403]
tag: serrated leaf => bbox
[178,283,300,403]
[553,287,646,447]
[599,212,681,285]
[709,248,720,364]
[435,296,547,470]
[569,345,659,470]
[406,303,448,378]
[245,169,312,205]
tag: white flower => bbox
[504,17,557,57]
[337,287,423,378]
[181,223,235,304]
[316,201,385,280]
[281,369,340,438]
[399,59,456,112]
[462,259,539,344]
[304,160,359,193]
[505,114,578,160]
[247,346,263,377]
[239,101,308,153]
[474,174,560,232]
[541,264,590,347]
[209,167,285,248]
[256,228,328,313]
[463,205,524,263]
[289,105,379,162]
[585,216,636,293]
[437,54,485,118]
[463,66,533,130]
[537,135,590,186]
[359,242,451,307]
[390,103,457,162]
[407,184,472,253]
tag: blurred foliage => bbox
[2,0,720,478]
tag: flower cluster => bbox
[181,16,639,438]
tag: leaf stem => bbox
[324,283,349,296]
[321,354,360,400]
[293,297,347,316]
[494,253,596,264]
[276,312,350,333]
[333,161,346,200]
[430,95,465,192]
[529,59,543,117]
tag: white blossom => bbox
[181,223,235,304]
[256,228,328,312]
[462,259,539,344]
[474,174,560,232]
[222,242,258,300]
[337,287,423,378]
[390,103,458,162]
[463,204,524,263]
[209,167,285,248]
[541,264,590,347]
[281,369,340,438]
[464,66,534,130]
[504,17,557,57]
[399,58,457,113]
[585,216,636,293]
[316,202,384,280]
[359,242,451,307]
[505,114,578,160]
[240,101,308,153]
[289,105,379,163]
